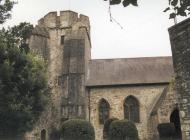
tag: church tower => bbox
[29,11,91,121]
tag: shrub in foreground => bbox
[49,127,60,140]
[61,119,95,140]
[108,119,139,140]
[157,123,175,139]
[103,118,119,140]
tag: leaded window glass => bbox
[124,96,140,123]
[99,99,110,124]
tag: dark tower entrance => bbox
[41,129,46,140]
[170,108,182,139]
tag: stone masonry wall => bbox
[27,11,91,139]
[157,88,178,123]
[169,18,190,140]
[147,87,178,139]
[89,85,167,140]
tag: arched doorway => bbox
[41,129,46,140]
[170,108,182,139]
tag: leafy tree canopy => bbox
[104,0,138,7]
[0,23,50,137]
[164,0,190,19]
[104,0,190,19]
[2,22,34,53]
[0,0,15,24]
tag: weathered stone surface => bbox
[27,10,91,139]
[86,57,174,86]
[38,10,90,30]
[89,85,168,140]
[169,17,190,140]
[27,10,179,140]
[146,86,178,139]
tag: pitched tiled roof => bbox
[86,57,174,86]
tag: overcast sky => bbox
[3,0,186,59]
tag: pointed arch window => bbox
[99,99,110,124]
[124,96,140,123]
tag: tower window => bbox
[78,106,83,116]
[61,35,65,45]
[124,96,140,123]
[99,98,110,124]
[62,106,68,117]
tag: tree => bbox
[0,1,50,138]
[104,0,138,7]
[104,0,190,19]
[0,0,15,24]
[4,22,34,53]
[164,0,190,19]
[0,23,50,138]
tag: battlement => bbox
[38,10,90,29]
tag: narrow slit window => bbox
[61,35,65,45]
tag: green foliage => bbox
[108,120,139,140]
[1,22,34,53]
[11,22,34,43]
[110,0,121,5]
[164,0,190,19]
[0,0,15,24]
[61,119,95,140]
[104,0,138,7]
[0,23,49,137]
[103,118,118,140]
[104,0,190,19]
[157,123,175,138]
[49,127,61,140]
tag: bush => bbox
[61,119,95,140]
[49,127,60,140]
[108,120,139,140]
[157,123,175,138]
[103,118,118,140]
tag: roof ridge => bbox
[90,56,172,61]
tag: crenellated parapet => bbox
[38,10,90,30]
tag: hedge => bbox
[157,123,175,138]
[108,119,139,140]
[103,118,118,140]
[61,119,95,140]
[49,127,60,140]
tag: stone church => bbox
[26,10,182,140]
